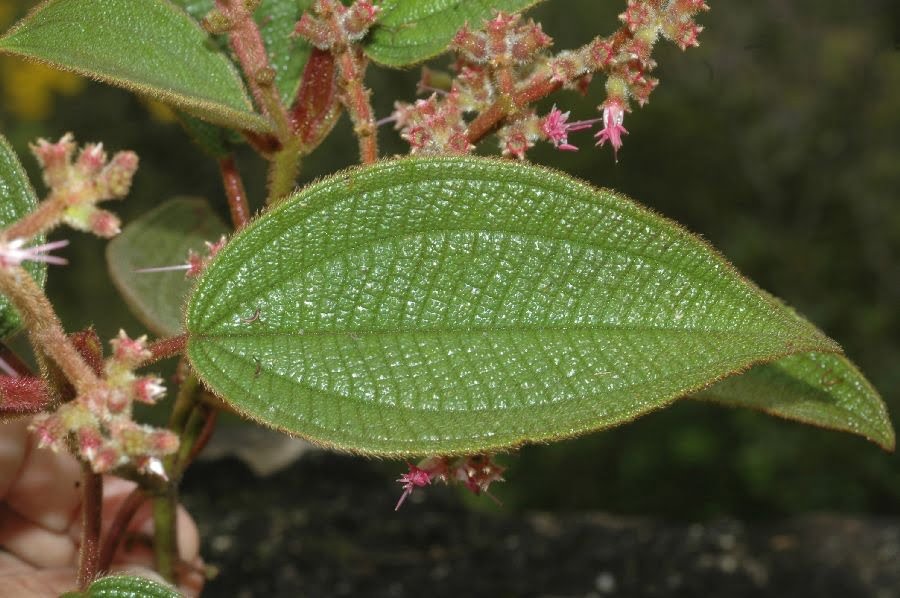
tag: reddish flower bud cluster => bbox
[29,330,177,476]
[29,133,138,238]
[388,2,706,161]
[395,455,505,510]
[392,92,472,155]
[452,12,551,66]
[294,0,380,50]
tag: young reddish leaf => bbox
[0,376,52,417]
[291,47,342,150]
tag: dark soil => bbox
[181,452,900,598]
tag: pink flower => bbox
[0,238,69,267]
[541,105,600,152]
[395,463,432,510]
[595,100,629,161]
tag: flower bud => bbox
[29,414,66,450]
[133,376,166,404]
[97,151,138,199]
[77,426,104,460]
[88,208,122,238]
[76,143,106,177]
[110,329,151,367]
[30,134,75,189]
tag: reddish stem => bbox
[98,486,147,572]
[466,75,562,144]
[241,130,282,156]
[1,196,66,241]
[336,49,378,164]
[144,334,188,366]
[216,0,292,141]
[219,155,251,230]
[76,463,103,589]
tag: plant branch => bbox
[152,491,177,583]
[215,0,293,143]
[0,197,65,241]
[219,155,251,230]
[267,137,303,204]
[98,485,147,572]
[76,462,103,589]
[147,334,188,366]
[337,49,378,164]
[0,266,98,392]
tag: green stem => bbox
[152,491,177,583]
[267,138,303,204]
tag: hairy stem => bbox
[466,75,561,145]
[143,334,188,366]
[76,463,103,589]
[215,0,293,143]
[336,49,378,164]
[98,486,147,572]
[267,137,303,204]
[0,266,98,392]
[0,195,65,241]
[219,155,251,230]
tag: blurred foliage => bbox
[0,0,897,518]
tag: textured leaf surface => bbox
[0,0,269,132]
[186,157,843,456]
[691,352,894,450]
[64,574,181,597]
[365,0,540,66]
[175,0,313,105]
[108,198,228,337]
[0,134,45,338]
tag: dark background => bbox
[0,0,897,521]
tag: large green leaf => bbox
[107,198,228,337]
[185,157,857,457]
[691,352,894,450]
[365,0,540,66]
[61,574,181,598]
[0,134,46,338]
[0,0,269,132]
[174,0,314,106]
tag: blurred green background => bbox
[0,0,897,519]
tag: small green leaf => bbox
[184,157,868,456]
[107,198,228,337]
[66,574,182,597]
[174,0,314,106]
[365,0,540,66]
[691,352,894,450]
[175,111,232,159]
[0,133,45,338]
[0,0,269,132]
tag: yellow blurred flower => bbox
[1,58,86,121]
[0,2,87,121]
